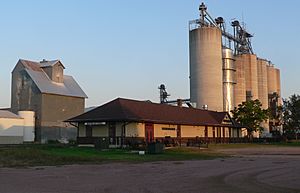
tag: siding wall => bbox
[78,122,240,139]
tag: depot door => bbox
[145,123,154,143]
[109,123,116,145]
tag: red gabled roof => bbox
[66,98,234,127]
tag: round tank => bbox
[267,65,276,94]
[275,68,281,105]
[257,59,268,109]
[18,111,35,142]
[243,54,259,100]
[222,48,236,113]
[189,27,223,111]
[234,55,246,107]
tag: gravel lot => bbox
[1,146,300,193]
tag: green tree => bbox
[283,94,300,139]
[231,99,269,138]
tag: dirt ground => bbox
[1,147,300,193]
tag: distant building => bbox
[66,98,242,147]
[11,59,87,142]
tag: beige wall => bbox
[154,124,177,138]
[78,123,85,137]
[125,123,145,137]
[181,125,205,137]
[0,118,24,136]
[93,125,108,137]
[78,122,240,139]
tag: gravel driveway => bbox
[1,147,299,193]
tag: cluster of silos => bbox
[189,26,281,134]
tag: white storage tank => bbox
[18,111,35,142]
[189,26,223,111]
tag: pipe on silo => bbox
[189,27,223,111]
[222,48,236,113]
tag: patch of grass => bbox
[0,145,224,168]
[270,141,300,147]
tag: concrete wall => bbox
[234,55,246,107]
[244,54,259,100]
[257,59,269,109]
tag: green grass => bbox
[208,142,300,150]
[270,141,300,147]
[0,145,224,168]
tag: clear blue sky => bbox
[0,0,299,107]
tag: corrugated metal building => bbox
[11,59,87,142]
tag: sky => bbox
[0,0,299,108]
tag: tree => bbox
[231,99,269,138]
[283,94,300,139]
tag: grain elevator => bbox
[189,3,281,134]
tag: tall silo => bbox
[257,58,269,135]
[267,64,277,94]
[257,58,268,109]
[234,55,246,107]
[243,54,259,100]
[189,26,223,111]
[275,68,281,105]
[222,48,236,113]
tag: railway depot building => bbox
[66,98,243,147]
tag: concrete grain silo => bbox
[234,55,246,107]
[267,64,277,95]
[257,58,269,109]
[275,68,281,104]
[222,48,236,113]
[243,54,259,100]
[189,26,223,111]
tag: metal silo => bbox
[234,55,246,107]
[222,48,236,113]
[189,26,223,111]
[257,58,268,109]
